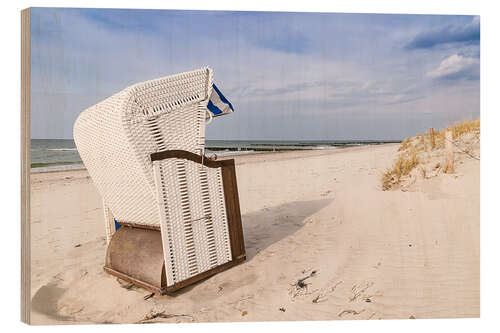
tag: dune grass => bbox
[382,148,419,190]
[449,118,480,138]
[430,119,480,150]
[382,118,479,190]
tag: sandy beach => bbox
[29,143,480,324]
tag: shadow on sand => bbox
[242,198,333,260]
[166,198,333,297]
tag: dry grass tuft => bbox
[397,138,412,152]
[392,148,419,179]
[433,119,480,149]
[449,118,480,139]
[381,118,479,190]
[382,148,419,190]
[381,171,394,191]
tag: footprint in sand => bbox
[338,309,365,317]
[349,281,382,302]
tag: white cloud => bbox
[426,54,479,80]
[30,9,480,140]
[471,15,480,26]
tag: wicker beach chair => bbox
[74,67,245,294]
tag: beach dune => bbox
[29,143,479,324]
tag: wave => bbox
[31,163,85,173]
[31,161,82,168]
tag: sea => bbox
[30,139,400,172]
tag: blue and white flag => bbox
[207,84,234,117]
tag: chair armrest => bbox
[150,149,235,168]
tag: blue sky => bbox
[30,8,480,140]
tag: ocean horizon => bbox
[30,138,401,172]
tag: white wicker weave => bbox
[74,68,233,286]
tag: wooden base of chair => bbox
[104,226,245,295]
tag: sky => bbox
[30,8,480,140]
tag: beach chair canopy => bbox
[74,67,233,231]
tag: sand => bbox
[29,143,480,324]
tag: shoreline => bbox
[30,143,400,174]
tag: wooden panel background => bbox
[21,7,31,325]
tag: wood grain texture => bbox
[118,221,160,231]
[221,162,246,260]
[103,266,165,295]
[164,255,246,293]
[445,130,454,174]
[21,7,31,325]
[150,149,235,167]
[430,128,436,150]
